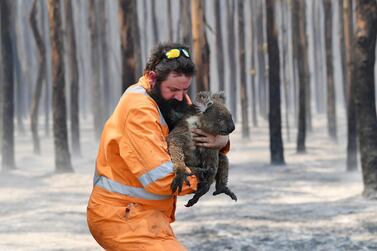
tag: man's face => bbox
[149,72,192,130]
[158,72,192,101]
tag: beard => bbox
[148,82,190,131]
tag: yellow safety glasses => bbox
[164,48,190,59]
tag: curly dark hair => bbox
[144,42,196,83]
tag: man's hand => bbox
[191,128,229,150]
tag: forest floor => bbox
[0,115,377,251]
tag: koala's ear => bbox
[211,91,226,104]
[195,91,213,113]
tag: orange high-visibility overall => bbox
[87,76,198,250]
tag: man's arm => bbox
[121,104,197,196]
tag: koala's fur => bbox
[167,92,237,207]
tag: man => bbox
[87,42,229,250]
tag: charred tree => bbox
[88,0,104,139]
[339,0,348,104]
[344,0,357,171]
[266,0,285,164]
[167,0,173,41]
[353,0,377,198]
[323,0,338,141]
[1,0,16,171]
[151,0,159,44]
[294,0,308,153]
[281,0,290,140]
[214,0,225,92]
[119,0,139,92]
[191,0,210,92]
[250,0,258,127]
[48,0,73,172]
[238,0,250,138]
[98,0,111,118]
[30,0,46,155]
[257,0,268,120]
[64,0,81,156]
[226,0,237,120]
[179,0,192,46]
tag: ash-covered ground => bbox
[1,117,376,251]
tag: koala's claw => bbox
[171,170,193,194]
[189,167,207,180]
[213,187,237,201]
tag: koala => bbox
[167,91,237,207]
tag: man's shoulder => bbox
[119,85,157,111]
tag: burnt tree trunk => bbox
[226,0,237,120]
[339,0,348,105]
[344,0,358,171]
[119,0,138,92]
[88,0,103,139]
[266,0,285,165]
[214,0,225,91]
[191,0,210,92]
[323,0,338,141]
[353,0,377,198]
[48,0,73,172]
[281,0,290,140]
[257,0,268,120]
[30,0,46,155]
[250,0,258,127]
[1,0,16,171]
[151,0,159,44]
[179,0,192,46]
[64,0,81,156]
[295,0,308,153]
[238,0,250,138]
[98,0,111,119]
[167,0,173,41]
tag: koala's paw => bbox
[171,169,193,194]
[189,167,207,180]
[213,187,237,201]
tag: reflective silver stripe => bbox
[94,174,171,200]
[125,85,147,95]
[138,161,174,186]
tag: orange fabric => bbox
[87,75,197,250]
[88,187,187,251]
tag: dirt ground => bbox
[1,117,377,251]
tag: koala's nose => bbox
[228,122,235,133]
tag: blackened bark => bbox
[30,0,46,155]
[295,0,308,153]
[257,0,268,120]
[88,0,103,139]
[1,0,16,171]
[191,0,210,92]
[151,0,159,44]
[344,0,357,171]
[266,0,285,165]
[48,0,73,172]
[226,0,237,120]
[339,0,348,105]
[353,0,377,198]
[250,0,258,127]
[64,0,81,156]
[215,0,225,91]
[179,0,192,46]
[238,0,250,138]
[323,0,338,141]
[119,0,138,92]
[167,0,173,41]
